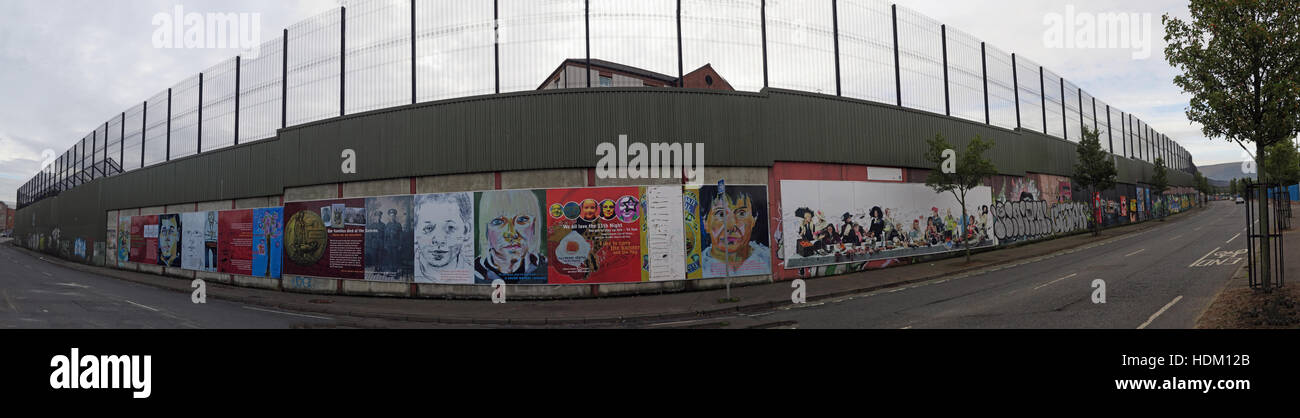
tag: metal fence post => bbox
[833,0,841,96]
[494,0,500,94]
[941,24,949,116]
[762,0,769,89]
[165,87,172,161]
[197,72,204,154]
[891,4,900,106]
[120,112,125,171]
[141,101,147,169]
[1058,78,1065,139]
[282,30,289,129]
[1038,66,1046,135]
[340,6,346,117]
[677,0,684,87]
[234,55,241,145]
[411,0,417,104]
[585,0,591,88]
[1012,53,1020,128]
[981,42,989,125]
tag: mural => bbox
[990,174,1090,243]
[694,185,771,278]
[474,190,549,284]
[218,209,254,275]
[157,214,182,267]
[781,180,993,269]
[117,216,130,267]
[364,196,413,282]
[180,212,217,272]
[251,208,284,278]
[129,215,158,264]
[284,199,366,280]
[412,192,475,284]
[545,187,643,284]
[682,186,703,279]
[644,185,686,282]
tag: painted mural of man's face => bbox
[486,209,536,268]
[705,193,756,254]
[600,199,616,220]
[417,199,468,269]
[159,218,178,258]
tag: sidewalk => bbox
[14,208,1205,327]
[1197,209,1300,329]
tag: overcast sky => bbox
[0,0,1244,205]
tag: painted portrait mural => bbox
[413,192,475,284]
[697,185,770,278]
[474,190,549,284]
[545,187,643,284]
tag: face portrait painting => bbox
[414,193,474,283]
[699,185,770,278]
[475,190,548,284]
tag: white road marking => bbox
[125,300,160,312]
[1034,273,1078,290]
[2,290,17,313]
[1138,296,1183,329]
[1169,234,1183,241]
[1188,247,1222,268]
[1126,249,1145,257]
[242,306,332,321]
[54,283,89,289]
[901,326,913,329]
[1194,227,1202,231]
[1226,233,1241,244]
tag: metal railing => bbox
[16,0,1198,209]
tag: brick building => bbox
[538,58,734,91]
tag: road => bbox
[741,200,1247,329]
[0,242,335,329]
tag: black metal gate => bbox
[1245,183,1286,290]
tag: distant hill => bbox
[1198,162,1256,183]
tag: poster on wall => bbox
[545,187,643,284]
[284,199,366,280]
[180,212,218,272]
[218,209,254,275]
[698,184,771,278]
[412,192,475,284]
[474,190,548,284]
[364,196,413,282]
[157,214,182,267]
[781,180,994,269]
[251,208,284,278]
[683,186,703,280]
[129,215,159,264]
[645,186,686,282]
[117,216,130,267]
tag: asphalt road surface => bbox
[0,242,335,329]
[742,200,1247,329]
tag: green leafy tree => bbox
[1073,128,1118,236]
[924,134,998,263]
[1165,1,1300,291]
[1262,140,1300,186]
[1229,178,1239,196]
[1151,157,1170,219]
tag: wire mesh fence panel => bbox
[94,123,107,178]
[345,0,412,114]
[1015,55,1043,133]
[415,0,494,101]
[946,26,984,123]
[498,0,586,93]
[1062,79,1080,143]
[985,45,1016,130]
[1095,98,1114,154]
[169,75,202,159]
[240,36,285,143]
[143,90,169,167]
[105,116,122,175]
[1108,106,1123,156]
[839,0,896,104]
[681,0,763,93]
[895,5,944,114]
[201,58,238,152]
[1042,68,1063,140]
[1080,89,1096,138]
[589,0,678,85]
[287,8,342,126]
[766,0,837,95]
[122,103,144,172]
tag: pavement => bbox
[1,200,1228,328]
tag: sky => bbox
[0,0,1250,205]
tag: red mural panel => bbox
[545,187,643,284]
[219,209,254,275]
[129,215,159,264]
[282,199,367,280]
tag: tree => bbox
[924,134,997,264]
[1073,127,1118,236]
[1193,171,1211,204]
[1151,157,1170,219]
[1229,178,1239,196]
[1165,1,1300,292]
[1262,139,1300,186]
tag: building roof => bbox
[539,58,680,90]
